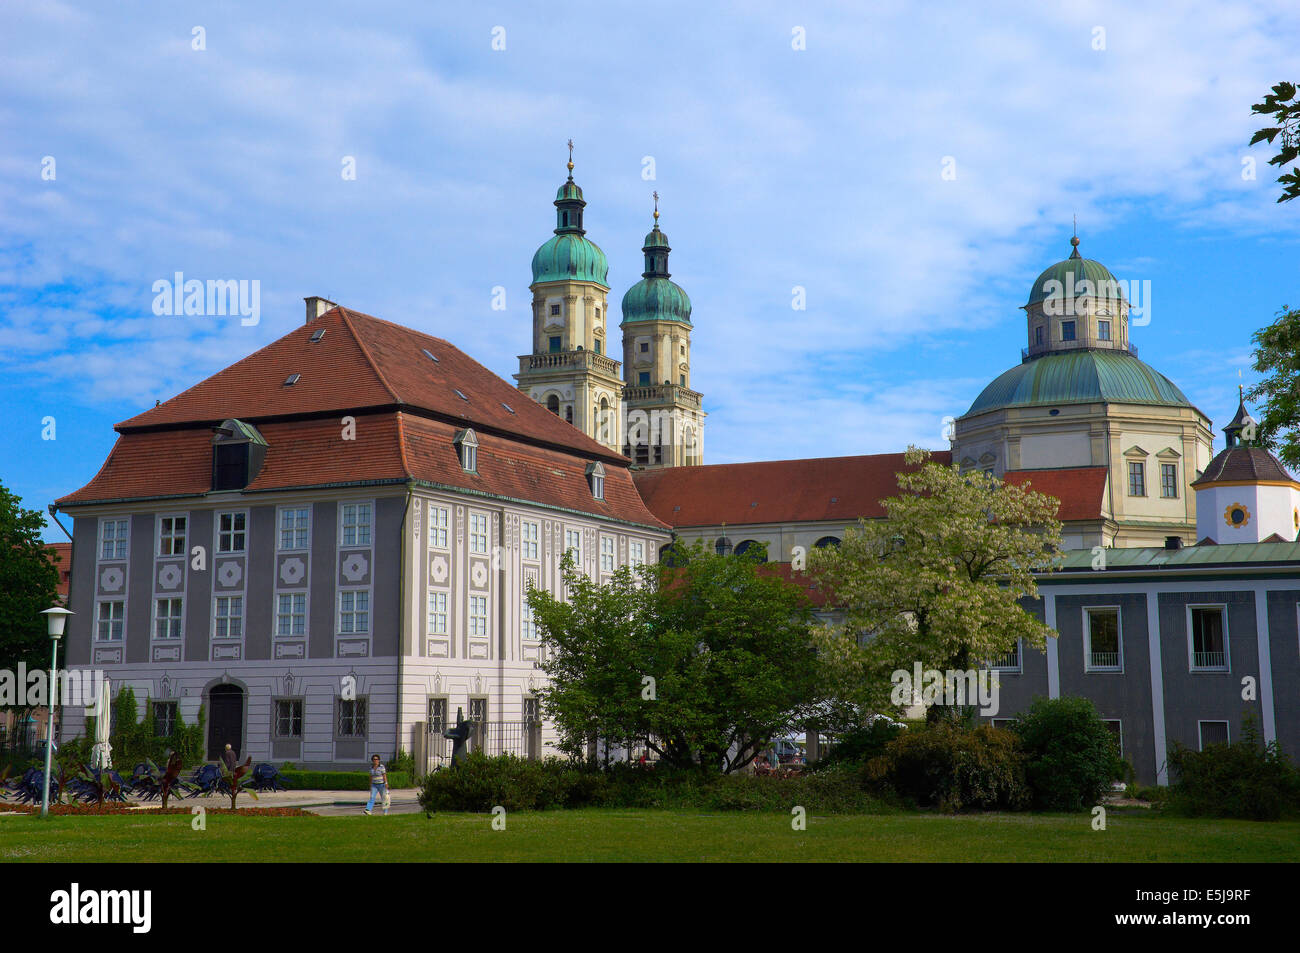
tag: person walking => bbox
[364,755,388,815]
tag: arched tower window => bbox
[546,395,560,416]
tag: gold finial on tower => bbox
[652,190,659,224]
[566,138,574,176]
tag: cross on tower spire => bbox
[566,138,574,178]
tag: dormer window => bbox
[211,419,268,492]
[454,429,479,473]
[586,461,606,500]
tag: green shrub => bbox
[1129,784,1169,804]
[814,719,904,770]
[60,687,205,772]
[280,769,413,790]
[866,723,1029,812]
[387,750,415,774]
[417,754,890,814]
[1013,697,1124,812]
[1166,714,1300,820]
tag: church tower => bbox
[515,145,624,452]
[620,194,704,467]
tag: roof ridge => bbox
[336,307,402,405]
[635,450,943,475]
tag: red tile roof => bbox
[1002,467,1108,521]
[116,306,626,464]
[45,543,71,597]
[58,306,667,529]
[633,452,952,528]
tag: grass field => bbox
[2,808,1297,862]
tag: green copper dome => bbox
[531,233,609,286]
[965,350,1191,416]
[531,167,609,287]
[1026,239,1126,307]
[621,220,691,325]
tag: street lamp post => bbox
[39,606,74,818]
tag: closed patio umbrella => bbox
[90,676,112,770]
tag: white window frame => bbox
[274,699,303,739]
[100,519,129,560]
[469,595,488,638]
[1083,606,1123,672]
[565,529,582,563]
[276,592,307,638]
[521,597,538,641]
[154,597,184,640]
[427,590,448,635]
[1127,461,1146,497]
[428,505,450,550]
[278,505,311,551]
[214,594,243,639]
[469,512,489,554]
[1187,604,1230,672]
[989,638,1021,673]
[1198,720,1230,750]
[216,511,247,554]
[628,540,645,568]
[600,535,615,573]
[157,514,188,557]
[96,600,125,642]
[521,521,539,560]
[340,501,373,548]
[338,588,370,635]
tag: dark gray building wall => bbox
[126,514,153,664]
[1158,590,1258,756]
[1267,589,1300,761]
[184,508,213,662]
[988,597,1051,717]
[1054,592,1155,782]
[372,495,404,658]
[245,505,276,661]
[66,515,98,667]
[309,500,337,660]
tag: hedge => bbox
[279,769,414,791]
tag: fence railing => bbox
[1088,651,1121,670]
[424,720,543,772]
[1192,650,1227,670]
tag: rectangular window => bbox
[96,601,125,641]
[600,536,615,572]
[337,698,368,738]
[593,339,601,354]
[638,372,650,385]
[428,505,449,549]
[1061,320,1076,341]
[217,512,246,553]
[628,540,645,568]
[154,598,183,640]
[279,506,310,550]
[1103,720,1123,758]
[341,502,372,547]
[639,342,649,353]
[679,374,686,386]
[1190,606,1228,670]
[158,516,187,556]
[152,702,178,738]
[521,521,539,560]
[990,639,1020,671]
[427,590,448,635]
[1161,463,1178,498]
[1199,720,1229,749]
[469,513,489,554]
[277,593,307,637]
[549,304,560,316]
[214,595,243,639]
[339,589,370,634]
[100,519,129,560]
[469,697,488,733]
[548,335,561,352]
[274,699,303,738]
[1085,608,1122,671]
[428,697,448,734]
[1098,320,1111,341]
[1034,325,1043,346]
[521,599,538,640]
[469,595,488,637]
[523,697,540,724]
[1127,461,1145,497]
[565,529,582,563]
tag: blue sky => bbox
[2,1,1298,540]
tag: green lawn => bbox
[2,809,1297,862]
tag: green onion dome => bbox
[620,222,691,325]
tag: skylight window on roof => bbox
[454,389,468,401]
[422,348,440,363]
[310,329,326,343]
[501,402,515,414]
[284,374,301,386]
